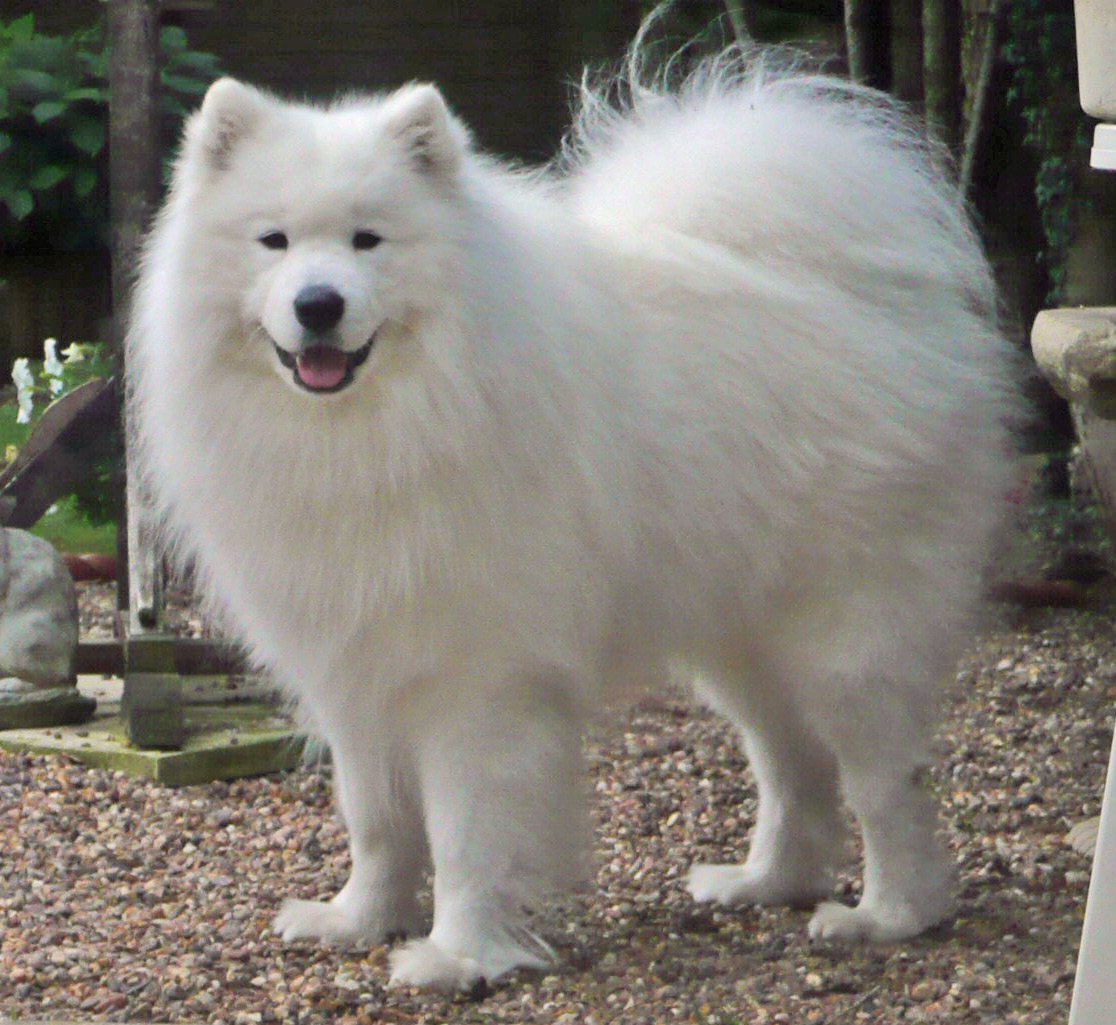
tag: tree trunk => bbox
[923,0,962,153]
[960,0,1009,201]
[107,0,160,327]
[106,0,162,621]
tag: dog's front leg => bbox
[388,671,587,992]
[274,729,427,945]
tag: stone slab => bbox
[1031,307,1116,418]
[0,686,96,730]
[0,701,305,786]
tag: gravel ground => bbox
[1,499,1113,1024]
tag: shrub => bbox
[0,13,221,251]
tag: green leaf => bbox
[31,99,67,123]
[73,164,98,198]
[69,116,105,156]
[2,188,34,220]
[169,50,222,75]
[0,132,10,155]
[28,163,68,190]
[11,68,59,100]
[6,13,35,42]
[160,72,210,96]
[160,95,189,120]
[64,86,105,104]
[159,25,189,51]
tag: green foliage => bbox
[0,13,221,250]
[5,339,119,526]
[1002,0,1090,304]
[32,495,118,556]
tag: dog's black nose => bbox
[294,284,345,333]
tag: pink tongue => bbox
[296,346,347,390]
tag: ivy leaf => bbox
[69,116,105,156]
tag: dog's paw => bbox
[273,893,426,946]
[807,899,950,943]
[388,938,484,993]
[273,898,367,945]
[687,862,829,908]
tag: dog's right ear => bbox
[185,78,269,173]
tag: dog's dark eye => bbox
[258,231,288,250]
[352,230,382,251]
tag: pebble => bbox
[0,563,1105,1023]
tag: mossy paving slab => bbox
[0,702,305,786]
[0,687,97,730]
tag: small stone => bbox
[0,529,79,687]
[911,979,948,1002]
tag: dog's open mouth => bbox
[274,337,374,394]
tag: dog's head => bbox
[168,77,471,396]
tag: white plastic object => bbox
[1075,0,1116,120]
[1091,123,1116,170]
[1069,724,1116,1024]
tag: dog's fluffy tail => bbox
[559,21,997,323]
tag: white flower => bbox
[43,338,65,393]
[60,342,86,363]
[11,357,33,391]
[43,337,63,373]
[11,357,35,423]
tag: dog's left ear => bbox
[383,84,468,181]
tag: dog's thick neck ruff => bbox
[274,337,374,393]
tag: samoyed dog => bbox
[128,32,1020,991]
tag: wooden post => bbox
[889,0,924,105]
[843,0,890,90]
[107,0,183,748]
[922,0,962,154]
[959,1,1008,202]
[107,0,164,635]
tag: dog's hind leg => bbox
[687,678,846,909]
[806,671,956,942]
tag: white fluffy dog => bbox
[127,33,1020,991]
